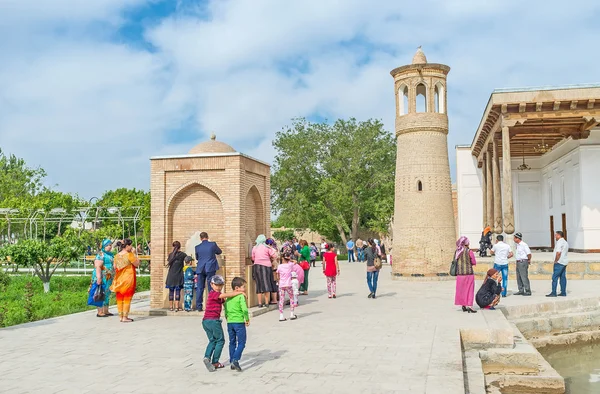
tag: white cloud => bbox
[1,0,599,198]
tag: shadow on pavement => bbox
[376,292,397,298]
[333,293,357,298]
[298,311,322,319]
[242,349,288,370]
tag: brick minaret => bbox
[390,48,456,277]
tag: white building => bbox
[456,84,600,251]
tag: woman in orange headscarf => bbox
[479,227,492,257]
[110,238,140,323]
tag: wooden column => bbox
[485,148,494,229]
[502,126,515,234]
[481,156,488,228]
[492,138,503,233]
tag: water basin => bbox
[539,341,600,394]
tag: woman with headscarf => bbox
[479,226,492,257]
[165,240,187,312]
[251,234,278,307]
[476,268,503,310]
[365,239,381,299]
[89,239,115,317]
[454,236,477,313]
[110,238,140,323]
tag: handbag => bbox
[299,260,310,271]
[450,259,457,276]
[87,282,104,307]
[374,256,382,270]
[93,283,106,303]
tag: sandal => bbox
[121,318,134,323]
[169,307,174,312]
[96,314,108,318]
[105,312,115,316]
[212,362,225,369]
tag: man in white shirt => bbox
[320,238,328,257]
[547,231,569,297]
[490,235,513,297]
[514,232,532,296]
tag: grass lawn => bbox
[0,274,150,328]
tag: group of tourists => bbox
[454,230,570,312]
[88,238,140,322]
[344,237,387,264]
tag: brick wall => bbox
[391,63,457,276]
[150,153,270,308]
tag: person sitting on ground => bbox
[475,268,503,310]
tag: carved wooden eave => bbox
[470,84,600,167]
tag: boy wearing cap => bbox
[514,232,532,296]
[202,275,245,372]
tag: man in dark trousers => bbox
[195,232,222,311]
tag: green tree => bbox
[27,190,85,240]
[95,188,150,244]
[0,149,47,241]
[0,148,46,206]
[272,118,396,244]
[272,229,295,242]
[0,235,84,293]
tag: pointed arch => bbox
[434,82,445,113]
[416,83,427,113]
[398,84,409,115]
[244,185,266,259]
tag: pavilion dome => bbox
[188,134,236,154]
[412,47,427,64]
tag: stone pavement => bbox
[1,261,599,394]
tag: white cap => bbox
[291,271,298,278]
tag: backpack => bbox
[310,246,317,260]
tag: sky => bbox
[1,0,599,199]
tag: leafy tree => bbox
[0,148,46,206]
[95,188,150,244]
[0,149,47,241]
[272,229,295,242]
[27,190,85,240]
[272,118,396,244]
[0,235,84,293]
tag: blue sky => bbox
[1,0,599,198]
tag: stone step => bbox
[512,309,600,338]
[460,308,514,350]
[500,296,600,320]
[479,326,540,375]
[481,325,565,393]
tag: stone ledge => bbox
[500,296,600,320]
[131,304,278,318]
[461,310,514,350]
[532,329,600,349]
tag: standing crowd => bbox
[454,229,570,312]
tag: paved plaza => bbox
[2,262,600,394]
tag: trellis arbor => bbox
[0,206,148,247]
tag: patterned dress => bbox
[183,266,195,311]
[91,249,114,307]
